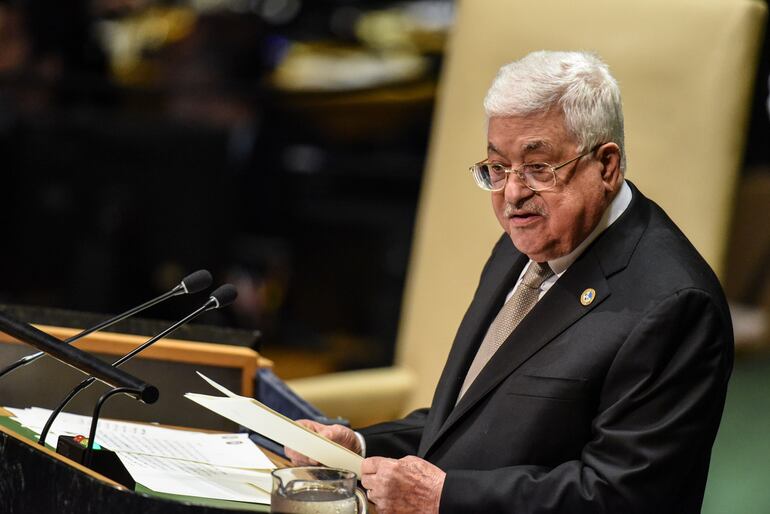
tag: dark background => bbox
[0,0,767,378]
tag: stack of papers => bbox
[6,372,366,505]
[7,406,275,504]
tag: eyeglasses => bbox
[469,147,598,192]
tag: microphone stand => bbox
[38,285,236,446]
[0,270,211,379]
[0,310,158,404]
[84,387,138,468]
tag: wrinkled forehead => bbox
[486,113,577,158]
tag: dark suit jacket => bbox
[360,182,733,513]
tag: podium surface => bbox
[0,410,271,513]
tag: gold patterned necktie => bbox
[457,261,555,402]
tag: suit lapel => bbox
[419,181,651,458]
[420,251,610,456]
[417,241,526,455]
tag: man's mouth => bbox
[508,211,543,226]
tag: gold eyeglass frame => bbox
[469,145,600,192]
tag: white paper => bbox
[197,371,241,398]
[6,404,278,505]
[7,406,275,470]
[7,406,187,448]
[117,452,272,504]
[100,431,275,469]
[186,374,364,477]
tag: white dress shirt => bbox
[508,180,632,301]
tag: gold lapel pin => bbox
[580,288,596,306]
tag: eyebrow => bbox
[487,142,504,156]
[521,140,552,153]
[486,140,553,159]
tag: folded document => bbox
[186,372,364,477]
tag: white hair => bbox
[484,51,626,173]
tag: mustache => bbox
[504,198,546,218]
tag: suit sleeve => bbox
[439,287,733,514]
[358,408,429,459]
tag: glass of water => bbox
[270,467,367,514]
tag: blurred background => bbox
[1,0,769,511]
[0,0,452,373]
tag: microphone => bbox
[0,310,159,404]
[0,269,213,379]
[108,284,237,368]
[37,284,238,446]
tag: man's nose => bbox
[503,171,534,203]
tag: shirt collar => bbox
[547,180,632,276]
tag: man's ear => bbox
[595,143,622,191]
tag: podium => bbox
[0,319,275,512]
[0,410,272,513]
[0,324,272,431]
[0,319,377,512]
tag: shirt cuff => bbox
[354,431,366,457]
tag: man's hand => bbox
[284,419,362,466]
[360,456,445,514]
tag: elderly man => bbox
[288,51,733,513]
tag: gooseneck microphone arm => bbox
[0,310,159,405]
[0,270,213,380]
[37,284,238,446]
[85,387,137,467]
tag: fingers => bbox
[284,419,323,465]
[361,456,387,476]
[284,446,320,466]
[360,457,394,491]
[361,457,393,506]
[295,419,326,432]
[284,420,361,465]
[360,456,445,514]
[311,423,361,455]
